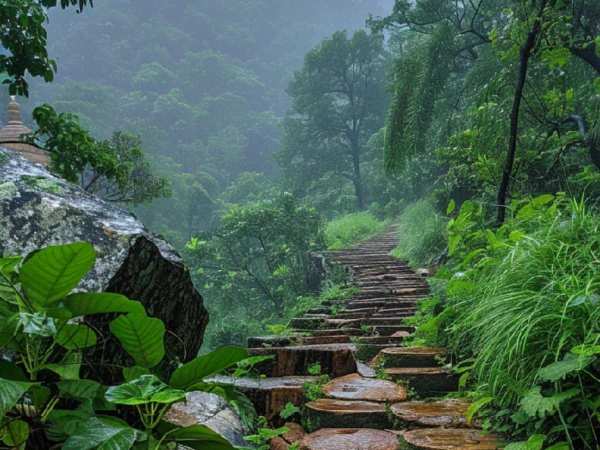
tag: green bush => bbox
[391,199,447,266]
[440,197,600,447]
[324,212,387,249]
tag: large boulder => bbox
[0,148,208,379]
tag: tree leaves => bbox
[0,377,34,420]
[20,242,95,307]
[62,417,137,450]
[64,293,145,316]
[163,425,236,450]
[537,353,594,382]
[105,374,185,406]
[169,346,248,389]
[56,323,97,349]
[519,386,578,419]
[109,314,165,368]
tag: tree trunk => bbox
[570,44,600,76]
[351,140,366,210]
[496,0,547,225]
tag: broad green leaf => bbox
[64,293,145,317]
[504,434,545,450]
[56,323,97,349]
[0,419,29,447]
[43,352,82,380]
[105,374,185,406]
[58,379,102,401]
[520,387,578,419]
[0,314,20,348]
[537,353,594,382]
[170,346,248,389]
[109,314,165,368]
[20,242,96,306]
[18,312,57,337]
[0,361,27,381]
[0,377,34,420]
[545,443,570,450]
[62,417,137,450]
[164,425,236,450]
[568,294,600,308]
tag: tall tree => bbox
[0,0,91,96]
[279,30,388,210]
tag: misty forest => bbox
[0,1,599,449]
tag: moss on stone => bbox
[21,175,62,194]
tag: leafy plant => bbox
[0,242,249,449]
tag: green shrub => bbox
[391,199,447,266]
[443,197,600,447]
[325,212,387,249]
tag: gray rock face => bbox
[165,391,249,448]
[0,148,208,379]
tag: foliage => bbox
[278,29,389,210]
[32,104,169,204]
[0,242,249,449]
[325,212,387,250]
[413,196,600,447]
[0,0,91,96]
[391,199,447,266]
[186,193,324,348]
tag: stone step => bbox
[362,317,413,326]
[249,344,357,377]
[371,325,415,336]
[373,307,417,316]
[308,328,363,337]
[356,334,408,345]
[399,428,502,449]
[299,335,351,345]
[390,399,472,428]
[299,428,400,450]
[304,399,392,429]
[206,375,316,420]
[322,373,406,402]
[384,367,459,396]
[345,299,420,310]
[374,347,447,368]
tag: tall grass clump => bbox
[391,199,447,266]
[444,199,600,446]
[325,212,387,249]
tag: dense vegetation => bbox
[2,0,600,447]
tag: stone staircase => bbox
[214,228,502,449]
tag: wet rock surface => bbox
[323,373,406,402]
[299,428,400,450]
[164,391,248,448]
[391,399,472,428]
[0,148,208,379]
[400,428,502,450]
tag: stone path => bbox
[215,228,502,449]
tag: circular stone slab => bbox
[323,373,407,402]
[401,428,502,450]
[391,399,471,428]
[299,428,399,450]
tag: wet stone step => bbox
[249,344,357,377]
[390,399,472,428]
[362,317,414,326]
[374,347,447,368]
[298,428,400,450]
[354,343,405,361]
[384,367,459,396]
[371,325,415,336]
[322,373,407,402]
[372,308,417,317]
[309,328,363,337]
[206,375,316,420]
[356,334,409,345]
[399,428,502,449]
[304,398,392,429]
[299,335,351,345]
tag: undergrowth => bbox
[391,199,447,266]
[325,212,388,249]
